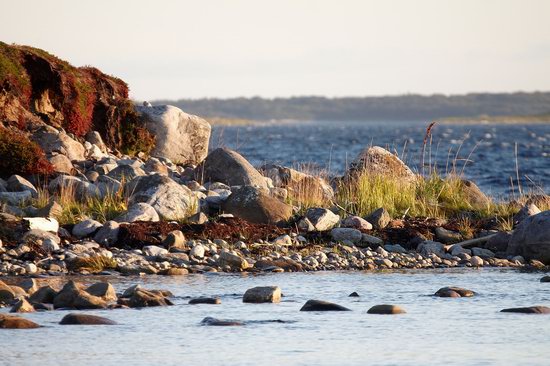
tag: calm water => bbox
[211,121,550,197]
[1,269,550,365]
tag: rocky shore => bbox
[1,42,549,281]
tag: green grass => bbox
[34,184,128,225]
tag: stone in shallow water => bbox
[500,306,550,314]
[434,287,475,298]
[349,292,360,297]
[300,299,351,311]
[367,304,406,314]
[189,297,221,305]
[200,317,244,326]
[10,298,35,313]
[0,314,40,329]
[540,276,550,283]
[243,286,281,303]
[60,313,116,325]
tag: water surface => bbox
[2,269,549,365]
[211,121,550,197]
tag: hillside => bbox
[155,93,550,121]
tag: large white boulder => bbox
[136,105,211,165]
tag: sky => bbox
[1,0,550,100]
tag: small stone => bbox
[367,304,406,314]
[342,216,373,230]
[23,217,59,232]
[163,230,186,250]
[243,286,282,303]
[93,220,120,246]
[72,219,103,238]
[331,228,362,243]
[143,245,168,257]
[163,268,189,276]
[366,207,391,229]
[24,263,38,274]
[470,256,484,267]
[304,208,340,231]
[114,202,159,223]
[435,227,462,243]
[190,244,205,259]
[188,212,208,224]
[359,234,384,247]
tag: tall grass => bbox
[33,183,128,225]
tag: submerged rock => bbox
[434,287,475,298]
[189,297,221,305]
[0,314,40,329]
[300,299,351,311]
[500,306,550,314]
[367,304,406,314]
[200,316,244,326]
[60,313,117,325]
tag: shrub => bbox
[0,127,53,177]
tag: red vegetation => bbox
[0,41,154,159]
[0,127,53,177]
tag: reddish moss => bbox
[0,127,53,177]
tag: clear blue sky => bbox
[2,0,549,100]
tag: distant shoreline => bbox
[207,115,550,126]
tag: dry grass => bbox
[69,255,117,273]
[33,183,128,225]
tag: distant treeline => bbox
[154,92,550,121]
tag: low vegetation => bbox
[34,184,128,225]
[69,255,117,273]
[0,127,53,177]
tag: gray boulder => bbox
[507,210,550,264]
[126,175,196,220]
[136,105,211,165]
[243,286,282,303]
[417,240,445,257]
[48,175,99,201]
[115,203,159,223]
[0,191,32,206]
[345,146,416,184]
[304,208,340,231]
[222,186,292,224]
[7,175,38,197]
[198,148,268,189]
[107,165,145,182]
[331,228,362,243]
[33,125,86,162]
[260,164,334,202]
[366,207,391,229]
[72,219,103,238]
[93,221,120,246]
